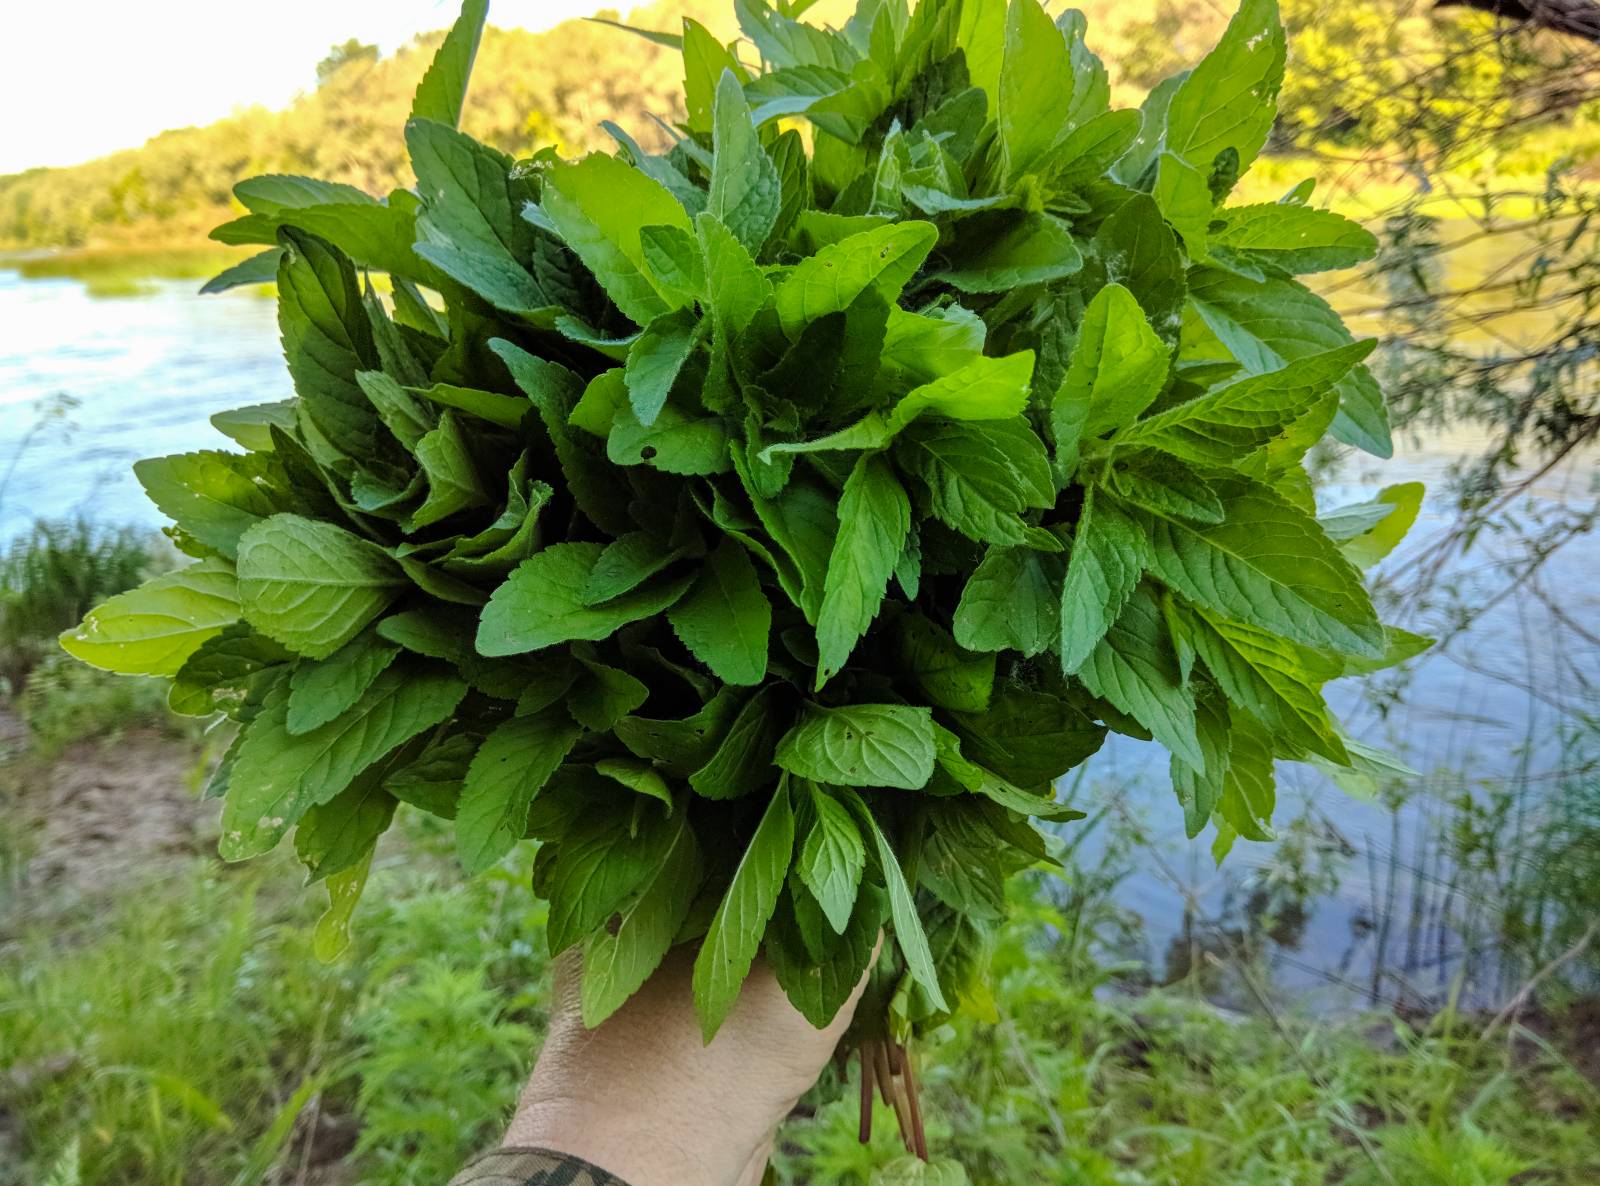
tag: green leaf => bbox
[932,211,1082,293]
[999,0,1073,179]
[1142,473,1385,657]
[582,531,684,605]
[668,540,772,686]
[896,417,1054,548]
[235,174,374,215]
[1050,282,1169,473]
[1216,708,1276,841]
[1059,488,1147,674]
[236,515,407,660]
[313,848,373,962]
[796,782,866,933]
[286,631,401,735]
[894,613,994,714]
[1325,481,1423,568]
[220,666,466,859]
[842,789,948,1012]
[542,154,694,326]
[1121,340,1373,466]
[775,704,936,790]
[1187,267,1392,457]
[1172,690,1230,837]
[1164,0,1285,175]
[709,70,782,254]
[1089,194,1185,343]
[200,248,283,295]
[210,402,297,452]
[608,400,732,476]
[409,411,489,530]
[582,814,702,1026]
[774,221,937,338]
[456,708,582,875]
[1076,584,1204,772]
[815,454,910,686]
[684,19,744,134]
[594,758,675,811]
[689,685,785,800]
[1152,152,1214,257]
[948,687,1105,786]
[953,545,1060,658]
[624,309,700,427]
[295,766,397,881]
[478,543,692,656]
[1212,203,1378,274]
[692,781,795,1040]
[410,0,488,128]
[60,559,240,677]
[276,228,381,459]
[1107,450,1224,523]
[1186,607,1347,764]
[133,448,281,560]
[545,807,677,955]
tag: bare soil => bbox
[1,717,212,916]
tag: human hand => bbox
[503,946,870,1186]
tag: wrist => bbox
[505,1081,768,1186]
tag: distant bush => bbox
[0,518,159,691]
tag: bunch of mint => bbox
[63,0,1421,1105]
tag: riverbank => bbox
[2,719,1597,1185]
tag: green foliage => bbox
[0,519,157,690]
[17,653,177,760]
[60,0,1420,1047]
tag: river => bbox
[2,250,1595,1013]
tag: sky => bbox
[0,0,621,175]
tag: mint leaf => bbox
[999,0,1073,179]
[61,559,240,677]
[842,789,949,1012]
[133,451,281,559]
[774,221,937,338]
[1212,203,1378,274]
[624,308,700,427]
[1187,267,1392,457]
[953,545,1060,658]
[1050,282,1168,473]
[221,666,466,859]
[542,154,694,326]
[668,540,772,686]
[582,814,702,1026]
[410,0,488,128]
[1142,473,1385,657]
[1076,584,1204,771]
[1164,0,1285,175]
[895,417,1054,547]
[286,631,401,735]
[237,515,407,660]
[1059,488,1147,674]
[775,704,936,790]
[692,781,795,1040]
[796,782,866,933]
[477,542,693,656]
[709,70,782,253]
[456,708,582,874]
[816,454,910,686]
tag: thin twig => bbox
[1484,919,1600,1039]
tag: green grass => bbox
[2,787,1594,1186]
[0,519,163,692]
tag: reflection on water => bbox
[2,250,1595,1013]
[0,262,287,539]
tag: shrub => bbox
[58,0,1420,1148]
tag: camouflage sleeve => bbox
[446,1147,632,1186]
